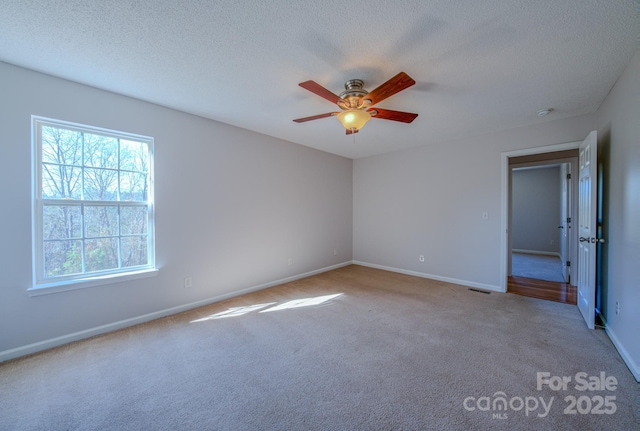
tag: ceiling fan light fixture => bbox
[337,109,371,131]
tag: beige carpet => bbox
[1,265,638,430]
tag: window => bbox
[31,117,155,294]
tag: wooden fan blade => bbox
[369,108,418,123]
[345,128,359,135]
[298,81,341,104]
[363,72,415,106]
[293,112,336,123]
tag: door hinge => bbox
[567,173,572,179]
[566,261,571,267]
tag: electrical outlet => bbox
[482,212,489,220]
[550,240,555,246]
[288,258,293,266]
[333,249,337,256]
[419,255,425,262]
[184,277,192,288]
[615,301,620,316]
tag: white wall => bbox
[0,62,353,357]
[594,49,640,380]
[511,166,561,254]
[353,114,594,290]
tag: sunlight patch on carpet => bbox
[259,293,343,313]
[190,303,276,322]
[190,293,344,323]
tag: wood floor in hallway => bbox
[508,275,577,305]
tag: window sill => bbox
[28,268,159,297]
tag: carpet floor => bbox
[1,265,637,430]
[512,252,566,283]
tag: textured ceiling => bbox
[1,1,638,159]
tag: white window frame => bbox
[30,116,157,296]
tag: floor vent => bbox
[469,288,491,294]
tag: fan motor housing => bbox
[338,79,370,110]
[339,79,368,99]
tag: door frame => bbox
[500,141,581,292]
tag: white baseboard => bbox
[512,249,561,258]
[604,324,640,382]
[352,261,502,292]
[0,261,352,363]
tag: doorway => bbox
[500,146,579,304]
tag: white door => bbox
[577,131,598,329]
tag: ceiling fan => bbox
[293,72,418,134]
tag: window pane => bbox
[84,205,118,238]
[120,172,148,201]
[120,140,148,172]
[120,206,148,234]
[84,167,118,200]
[41,126,82,166]
[43,205,82,239]
[42,164,82,199]
[84,133,118,169]
[44,240,82,277]
[121,236,148,267]
[85,238,119,272]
